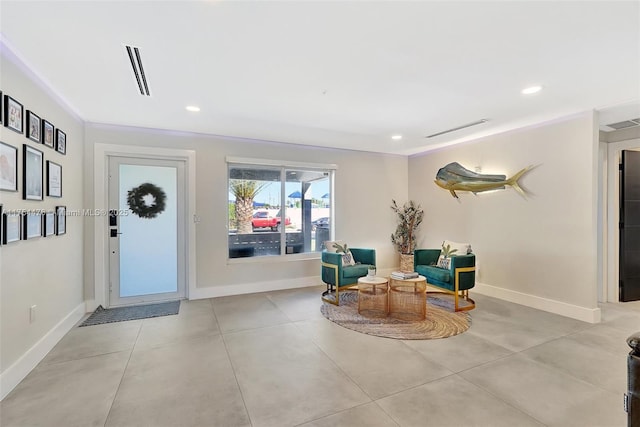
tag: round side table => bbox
[357,276,389,317]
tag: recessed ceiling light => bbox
[185,105,200,112]
[391,135,403,140]
[521,85,543,95]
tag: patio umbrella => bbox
[288,191,302,198]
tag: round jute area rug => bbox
[320,291,471,340]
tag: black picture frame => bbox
[47,160,62,197]
[55,205,66,235]
[0,91,3,125]
[23,211,42,240]
[3,211,22,244]
[0,204,3,245]
[43,211,55,237]
[26,110,41,143]
[23,144,43,201]
[56,129,66,155]
[42,120,55,149]
[0,141,18,192]
[4,95,23,134]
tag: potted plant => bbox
[390,199,424,271]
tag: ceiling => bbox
[1,1,638,155]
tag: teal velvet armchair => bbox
[414,249,476,311]
[321,248,376,305]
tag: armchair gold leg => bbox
[454,266,476,312]
[322,262,340,306]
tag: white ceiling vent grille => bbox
[125,45,150,96]
[426,119,488,138]
[606,119,640,130]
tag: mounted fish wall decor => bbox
[435,162,533,199]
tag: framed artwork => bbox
[26,110,41,143]
[4,95,23,134]
[23,212,42,240]
[56,205,66,235]
[44,211,55,236]
[47,160,62,197]
[42,120,54,149]
[3,211,21,244]
[23,144,43,201]
[0,141,18,192]
[56,129,66,155]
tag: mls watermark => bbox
[67,209,130,217]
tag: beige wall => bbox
[83,124,408,300]
[0,51,84,374]
[408,113,599,315]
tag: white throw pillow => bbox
[441,240,471,256]
[437,240,471,269]
[324,240,355,266]
[324,240,345,253]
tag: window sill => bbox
[226,252,321,265]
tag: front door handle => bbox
[110,229,123,237]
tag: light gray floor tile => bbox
[466,312,564,352]
[266,285,326,322]
[377,374,544,427]
[5,288,634,427]
[522,336,627,395]
[460,353,626,426]
[296,318,453,399]
[601,311,640,336]
[567,323,633,355]
[473,294,591,335]
[176,298,214,317]
[212,292,291,333]
[404,329,513,372]
[106,335,250,427]
[41,320,141,364]
[299,402,399,427]
[224,323,370,426]
[134,310,220,350]
[1,351,130,427]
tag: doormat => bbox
[79,300,181,327]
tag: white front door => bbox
[108,156,186,306]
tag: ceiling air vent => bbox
[606,119,640,130]
[426,119,488,138]
[125,45,150,96]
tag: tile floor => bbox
[1,286,638,427]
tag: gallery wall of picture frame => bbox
[0,206,67,245]
[2,91,67,155]
[0,89,69,247]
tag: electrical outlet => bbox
[30,305,36,323]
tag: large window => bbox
[227,159,334,259]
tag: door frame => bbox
[605,139,640,302]
[93,143,197,309]
[108,156,186,307]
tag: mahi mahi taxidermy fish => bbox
[435,162,533,199]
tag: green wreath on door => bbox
[127,183,167,219]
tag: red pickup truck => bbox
[252,210,291,231]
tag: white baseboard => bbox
[189,275,324,299]
[474,282,602,324]
[189,268,398,300]
[0,302,86,401]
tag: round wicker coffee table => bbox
[388,275,427,321]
